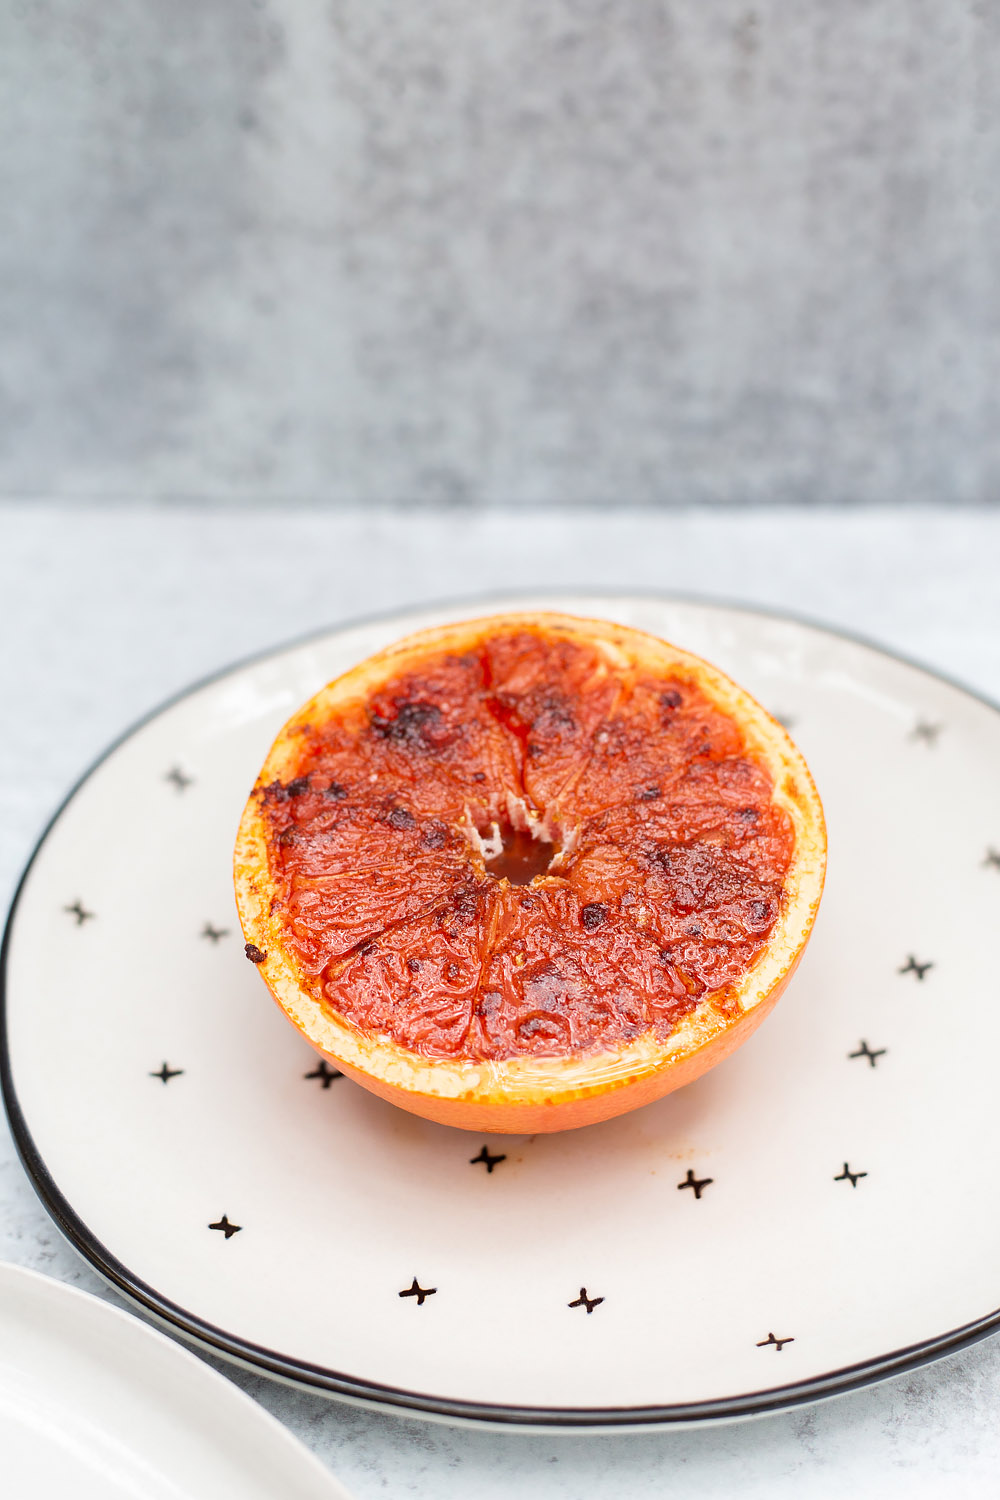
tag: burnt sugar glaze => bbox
[256,629,793,1061]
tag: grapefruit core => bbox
[234,613,826,1133]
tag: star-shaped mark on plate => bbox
[848,1040,886,1068]
[200,922,229,943]
[909,720,942,746]
[208,1215,241,1239]
[150,1062,183,1084]
[470,1145,507,1173]
[899,954,933,981]
[757,1332,794,1351]
[568,1288,604,1314]
[834,1162,867,1187]
[677,1167,714,1199]
[64,900,95,926]
[399,1278,436,1306]
[304,1060,342,1088]
[983,848,1000,872]
[165,766,194,792]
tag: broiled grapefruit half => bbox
[234,612,826,1133]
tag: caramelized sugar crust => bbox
[255,629,794,1061]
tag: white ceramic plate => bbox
[0,1260,350,1497]
[3,593,1000,1432]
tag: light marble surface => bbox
[2,4,1000,507]
[2,501,1000,1498]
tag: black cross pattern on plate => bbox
[849,1040,886,1068]
[208,1215,241,1239]
[64,900,94,926]
[399,1278,436,1306]
[899,954,933,981]
[164,766,194,792]
[201,922,229,943]
[568,1288,604,1314]
[757,1332,794,1351]
[150,1062,183,1084]
[470,1145,506,1173]
[678,1168,713,1199]
[834,1162,867,1187]
[983,848,1000,872]
[304,1060,342,1088]
[909,720,942,746]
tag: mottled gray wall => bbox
[2,2,999,507]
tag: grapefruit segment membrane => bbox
[234,613,826,1132]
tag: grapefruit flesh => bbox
[234,613,826,1132]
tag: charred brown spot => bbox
[516,1003,571,1045]
[263,777,308,802]
[747,898,777,931]
[639,786,661,802]
[407,958,422,973]
[450,887,480,919]
[647,843,673,871]
[325,781,347,799]
[277,826,297,847]
[386,805,416,831]
[422,821,448,849]
[371,700,446,750]
[245,943,267,964]
[476,990,502,1020]
[532,697,577,737]
[581,902,608,931]
[661,689,683,712]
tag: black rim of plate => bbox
[3,588,1000,1429]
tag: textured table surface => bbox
[2,501,999,1498]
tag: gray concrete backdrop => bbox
[2,1,999,508]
